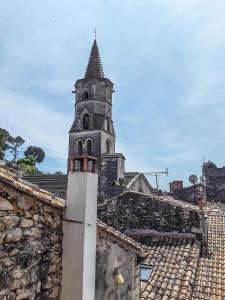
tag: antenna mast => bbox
[144,169,169,196]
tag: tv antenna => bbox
[189,174,198,203]
[144,169,169,195]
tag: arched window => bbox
[106,140,110,154]
[84,91,89,99]
[82,114,89,129]
[87,140,92,156]
[78,140,83,155]
[106,117,110,132]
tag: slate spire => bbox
[85,39,104,79]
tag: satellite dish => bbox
[200,176,206,183]
[189,174,198,184]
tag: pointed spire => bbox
[85,39,104,79]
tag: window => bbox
[140,265,153,281]
[78,141,83,155]
[106,117,110,131]
[82,114,89,129]
[87,140,92,156]
[106,140,110,153]
[74,159,82,172]
[84,91,89,99]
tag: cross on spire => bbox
[85,38,104,79]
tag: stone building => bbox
[23,38,154,203]
[96,220,146,300]
[0,167,64,299]
[98,191,207,246]
[4,39,225,299]
[170,160,225,205]
[0,167,145,300]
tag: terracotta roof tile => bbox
[141,238,200,300]
[192,208,225,299]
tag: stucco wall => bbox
[0,181,63,299]
[95,235,140,300]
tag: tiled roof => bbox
[140,204,225,300]
[141,238,200,300]
[23,174,67,191]
[192,210,225,299]
[97,220,147,256]
[0,167,65,209]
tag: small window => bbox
[140,265,153,281]
[106,117,110,131]
[87,140,92,156]
[106,140,110,154]
[78,141,83,155]
[84,91,89,99]
[83,114,89,129]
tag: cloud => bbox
[0,0,225,187]
[0,89,70,160]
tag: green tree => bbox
[24,146,45,163]
[0,128,10,159]
[18,155,37,175]
[8,136,25,163]
[54,171,64,175]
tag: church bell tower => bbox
[68,39,115,161]
[68,38,125,203]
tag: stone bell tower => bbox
[68,39,125,203]
[68,39,115,160]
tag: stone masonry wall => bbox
[96,235,140,300]
[172,184,203,205]
[98,192,202,236]
[0,181,63,299]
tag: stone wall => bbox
[172,184,203,205]
[95,234,140,300]
[0,181,63,299]
[99,154,125,203]
[98,192,203,238]
[205,177,225,202]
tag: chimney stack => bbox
[61,156,98,300]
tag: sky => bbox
[1,0,225,190]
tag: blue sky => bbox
[1,0,225,190]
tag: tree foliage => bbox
[0,128,10,159]
[24,146,45,163]
[18,155,37,175]
[18,155,36,166]
[8,136,25,162]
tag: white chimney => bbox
[61,157,98,300]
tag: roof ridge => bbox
[0,167,65,209]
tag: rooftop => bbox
[141,238,200,300]
[0,167,65,209]
[140,205,225,299]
